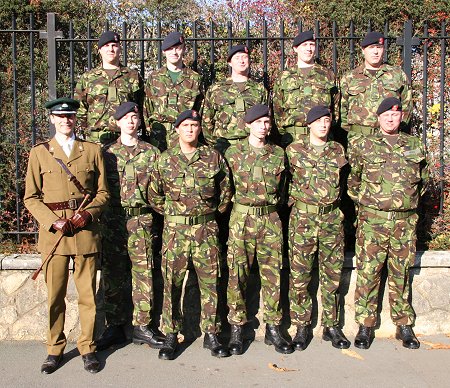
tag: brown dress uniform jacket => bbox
[24,137,110,255]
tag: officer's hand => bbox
[52,219,74,235]
[70,210,92,229]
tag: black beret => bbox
[227,45,249,62]
[293,30,315,47]
[361,31,385,48]
[162,31,184,51]
[98,31,120,49]
[376,97,402,115]
[306,105,331,125]
[114,102,139,120]
[244,104,270,124]
[45,97,80,114]
[174,110,201,128]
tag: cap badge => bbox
[392,105,399,111]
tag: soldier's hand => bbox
[52,219,74,235]
[70,210,92,229]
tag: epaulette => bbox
[33,140,50,148]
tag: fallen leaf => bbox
[420,340,450,350]
[341,349,364,360]
[268,363,298,372]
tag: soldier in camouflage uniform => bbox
[287,105,350,351]
[224,105,293,355]
[74,31,144,145]
[144,31,203,151]
[103,102,165,350]
[148,110,232,360]
[76,32,144,350]
[348,97,428,350]
[273,31,339,147]
[340,31,412,139]
[202,45,267,154]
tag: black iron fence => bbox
[0,13,448,243]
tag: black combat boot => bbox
[354,325,373,349]
[323,326,350,349]
[41,354,63,374]
[158,333,178,360]
[292,325,310,351]
[264,324,294,354]
[133,325,165,349]
[395,325,420,349]
[95,325,126,351]
[228,325,244,355]
[203,333,230,358]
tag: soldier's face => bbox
[99,42,121,65]
[117,112,140,136]
[164,44,185,66]
[363,44,384,68]
[309,115,331,141]
[378,110,403,135]
[50,113,76,137]
[176,119,201,145]
[229,53,250,75]
[294,40,315,64]
[248,116,271,140]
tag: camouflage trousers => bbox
[101,210,131,326]
[227,210,283,326]
[126,214,154,326]
[289,206,345,327]
[161,220,220,334]
[354,209,418,327]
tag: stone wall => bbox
[1,251,449,341]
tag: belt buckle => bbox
[68,198,78,210]
[318,206,325,215]
[188,217,195,225]
[255,208,262,216]
[387,211,394,221]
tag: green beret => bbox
[376,97,402,115]
[98,31,120,49]
[306,105,331,125]
[45,97,80,115]
[174,110,201,128]
[114,102,139,120]
[162,31,184,51]
[244,104,270,124]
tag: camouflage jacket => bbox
[103,138,160,208]
[143,65,203,126]
[286,140,348,206]
[347,132,428,211]
[224,139,286,207]
[202,77,267,144]
[74,65,144,133]
[148,143,232,216]
[340,64,412,130]
[272,64,339,133]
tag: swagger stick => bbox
[31,194,91,280]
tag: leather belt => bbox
[350,125,378,135]
[294,201,338,215]
[125,207,152,217]
[45,198,84,211]
[360,205,416,220]
[233,203,277,216]
[166,213,215,225]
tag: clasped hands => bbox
[51,210,92,235]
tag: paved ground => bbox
[1,334,450,388]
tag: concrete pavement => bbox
[1,334,450,388]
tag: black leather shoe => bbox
[264,324,294,354]
[228,325,244,355]
[203,333,230,358]
[323,326,350,349]
[158,333,178,360]
[95,325,126,351]
[395,325,420,349]
[41,354,63,374]
[133,325,165,349]
[354,325,373,349]
[292,325,310,351]
[82,352,100,374]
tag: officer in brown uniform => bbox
[24,98,110,374]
